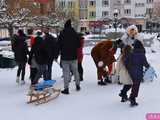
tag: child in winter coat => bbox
[116,45,133,102]
[124,40,149,107]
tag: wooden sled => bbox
[27,80,60,105]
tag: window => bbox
[102,11,109,17]
[89,11,96,18]
[59,1,65,8]
[124,0,131,4]
[135,3,145,7]
[146,8,153,14]
[147,0,154,3]
[80,10,88,19]
[124,9,131,15]
[80,0,87,9]
[102,0,109,7]
[89,0,96,6]
[68,1,74,8]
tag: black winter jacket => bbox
[12,35,29,63]
[29,36,48,65]
[43,33,57,63]
[58,27,80,60]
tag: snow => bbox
[0,34,160,120]
[102,28,126,33]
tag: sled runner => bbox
[27,80,60,105]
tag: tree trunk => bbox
[8,24,14,37]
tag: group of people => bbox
[91,25,150,107]
[12,19,150,106]
[11,19,84,95]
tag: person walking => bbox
[124,40,149,107]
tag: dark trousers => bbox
[33,64,48,85]
[78,62,83,81]
[17,62,26,81]
[30,68,37,85]
[47,61,53,80]
[120,85,132,96]
[130,80,141,98]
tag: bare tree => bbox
[0,0,30,37]
[28,5,79,32]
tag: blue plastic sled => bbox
[35,80,56,91]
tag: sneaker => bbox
[16,77,20,84]
[61,88,69,94]
[98,81,107,86]
[20,80,25,85]
[76,85,81,91]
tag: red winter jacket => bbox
[77,37,84,63]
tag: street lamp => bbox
[113,9,119,32]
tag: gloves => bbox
[98,61,104,67]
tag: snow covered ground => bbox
[0,38,160,120]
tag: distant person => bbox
[77,33,84,81]
[27,29,35,47]
[12,29,29,85]
[57,19,80,94]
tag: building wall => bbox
[88,0,96,21]
[96,0,110,20]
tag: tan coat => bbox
[91,40,116,66]
[91,40,116,80]
[116,55,133,85]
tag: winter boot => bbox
[98,80,107,86]
[80,74,83,81]
[119,91,128,102]
[104,75,112,84]
[121,95,128,102]
[76,85,81,91]
[16,77,20,84]
[61,88,69,94]
[129,97,138,107]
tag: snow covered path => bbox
[0,49,160,120]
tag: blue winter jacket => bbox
[124,49,149,81]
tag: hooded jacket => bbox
[58,19,80,60]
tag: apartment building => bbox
[96,0,155,31]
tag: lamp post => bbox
[113,9,119,32]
